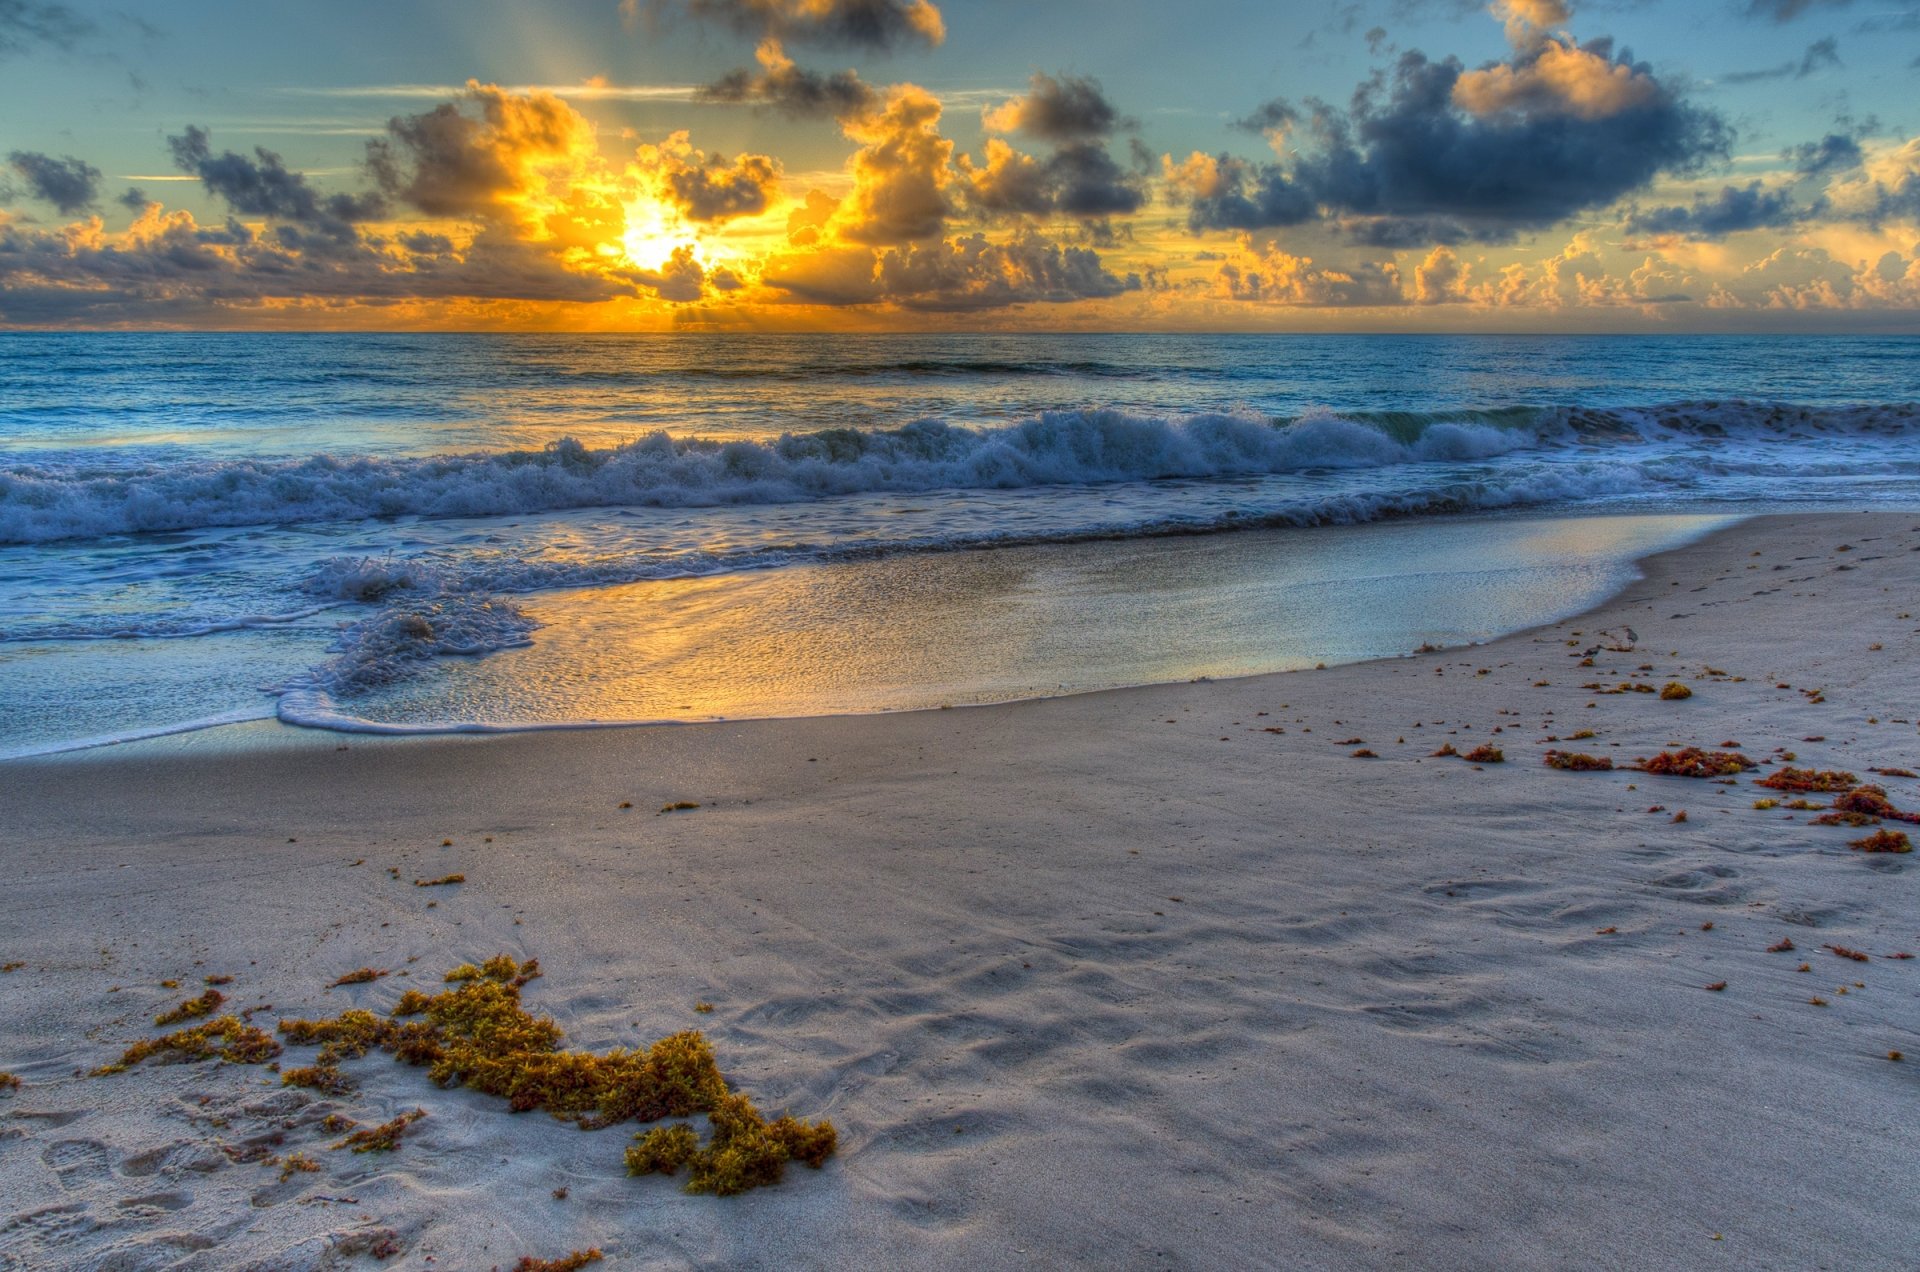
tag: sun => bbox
[620,198,694,270]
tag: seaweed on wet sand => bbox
[627,1094,838,1196]
[278,955,836,1194]
[331,968,388,987]
[278,1151,321,1181]
[1756,767,1858,792]
[1634,749,1756,779]
[1463,744,1504,763]
[336,1109,426,1153]
[512,1252,602,1272]
[155,989,225,1026]
[1767,938,1795,953]
[1660,682,1693,700]
[1824,945,1869,962]
[94,1016,281,1074]
[660,802,701,814]
[1820,785,1920,825]
[415,874,465,887]
[0,1072,19,1092]
[282,1063,355,1096]
[1545,750,1613,771]
[1850,829,1913,853]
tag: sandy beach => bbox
[2,509,1916,1271]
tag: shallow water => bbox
[1,333,1915,755]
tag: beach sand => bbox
[2,511,1916,1270]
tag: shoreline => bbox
[3,510,1917,1269]
[8,505,1750,763]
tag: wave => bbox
[11,398,1908,546]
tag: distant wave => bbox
[6,400,1912,546]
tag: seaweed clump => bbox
[1545,750,1613,771]
[1659,682,1693,700]
[512,1252,603,1272]
[95,1016,281,1075]
[627,1093,838,1196]
[1463,745,1504,764]
[1634,749,1755,779]
[337,1108,426,1153]
[1817,785,1920,826]
[275,955,836,1194]
[154,989,225,1026]
[1851,829,1913,854]
[1756,767,1858,792]
[0,1072,19,1092]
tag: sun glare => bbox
[621,199,698,270]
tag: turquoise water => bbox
[1,333,1915,754]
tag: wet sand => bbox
[2,511,1917,1270]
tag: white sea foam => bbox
[10,400,1909,545]
[291,593,540,696]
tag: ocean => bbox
[2,332,1916,757]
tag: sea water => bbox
[2,333,1915,756]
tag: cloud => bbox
[1742,0,1850,20]
[1413,244,1468,303]
[763,229,1134,309]
[982,73,1123,142]
[835,84,954,243]
[0,0,90,59]
[963,73,1142,223]
[1720,35,1841,82]
[365,82,627,254]
[168,127,384,241]
[1786,130,1864,175]
[1172,12,1728,244]
[634,131,781,221]
[1213,242,1403,306]
[696,39,878,120]
[1490,0,1571,52]
[6,150,101,214]
[1821,136,1920,223]
[1626,181,1802,237]
[1164,151,1316,231]
[641,0,944,49]
[0,202,640,326]
[1232,99,1299,137]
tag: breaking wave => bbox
[6,399,1912,545]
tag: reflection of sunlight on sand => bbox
[338,511,1737,730]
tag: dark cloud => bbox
[1042,143,1144,217]
[366,104,512,218]
[1176,44,1729,243]
[764,230,1134,310]
[1232,99,1299,136]
[645,0,944,49]
[1627,181,1802,236]
[1786,131,1864,175]
[1721,35,1841,81]
[965,73,1141,225]
[169,127,384,240]
[6,150,100,214]
[0,211,641,325]
[697,52,878,120]
[1742,0,1850,19]
[663,151,780,221]
[117,186,150,212]
[0,0,90,59]
[986,73,1124,143]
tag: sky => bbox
[1,0,1918,331]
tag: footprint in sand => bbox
[41,1138,115,1188]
